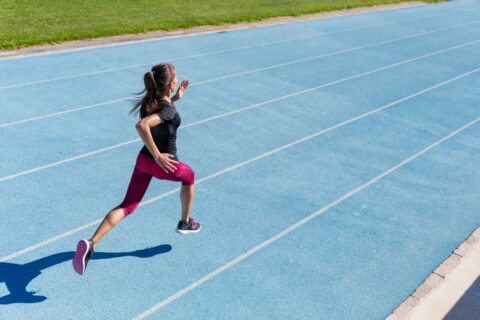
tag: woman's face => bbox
[169,72,178,91]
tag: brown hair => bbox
[130,63,175,119]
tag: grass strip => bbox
[0,0,445,50]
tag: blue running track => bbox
[1,0,479,318]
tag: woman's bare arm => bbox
[172,80,189,102]
[135,114,178,172]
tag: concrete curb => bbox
[386,227,480,320]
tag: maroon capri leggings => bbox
[119,152,194,216]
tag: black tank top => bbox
[140,99,181,161]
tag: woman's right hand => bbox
[155,153,179,173]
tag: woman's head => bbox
[148,63,177,93]
[131,63,177,118]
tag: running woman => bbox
[73,63,200,275]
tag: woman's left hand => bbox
[174,80,189,101]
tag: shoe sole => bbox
[176,225,201,235]
[73,239,90,275]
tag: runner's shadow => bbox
[0,244,172,305]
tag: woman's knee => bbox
[177,163,195,185]
[183,167,195,186]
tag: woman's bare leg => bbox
[90,184,193,247]
[180,184,195,222]
[90,206,126,250]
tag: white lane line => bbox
[132,114,480,320]
[0,219,103,263]
[193,20,480,86]
[2,19,478,129]
[1,65,478,263]
[0,97,132,129]
[0,11,474,91]
[0,139,140,182]
[1,38,479,183]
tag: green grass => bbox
[0,0,445,50]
